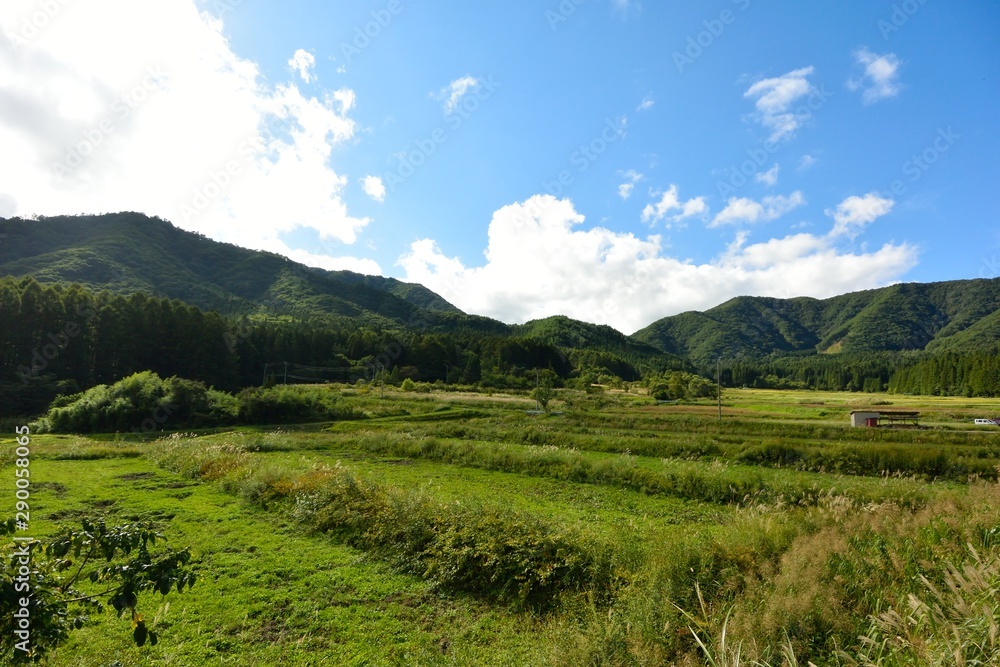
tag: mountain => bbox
[513,315,683,374]
[4,213,997,374]
[633,279,1000,365]
[0,212,496,331]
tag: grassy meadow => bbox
[4,387,1000,665]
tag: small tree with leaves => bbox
[531,385,556,413]
[1,518,195,662]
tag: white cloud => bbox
[826,193,895,238]
[711,192,805,227]
[0,0,376,272]
[440,76,479,114]
[284,246,381,275]
[400,195,918,333]
[744,66,816,141]
[798,154,817,171]
[756,164,779,186]
[613,0,639,14]
[361,175,385,202]
[288,48,315,84]
[848,48,902,104]
[637,95,654,111]
[617,169,643,200]
[640,185,707,225]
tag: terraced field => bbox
[5,388,1000,665]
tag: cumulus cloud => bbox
[798,154,817,171]
[637,95,654,111]
[440,76,479,114]
[756,164,779,186]
[400,195,918,333]
[617,169,643,200]
[288,48,315,84]
[744,66,817,141]
[0,0,375,271]
[848,48,902,104]
[640,185,707,225]
[711,191,805,227]
[361,175,385,202]
[826,193,895,238]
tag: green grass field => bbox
[4,387,1000,666]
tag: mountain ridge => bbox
[2,213,998,367]
[633,278,1000,365]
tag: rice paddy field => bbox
[4,387,1000,666]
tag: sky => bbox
[1,0,998,333]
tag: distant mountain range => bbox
[633,280,1000,365]
[2,213,998,368]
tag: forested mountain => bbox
[633,279,1000,365]
[0,213,470,326]
[513,316,685,379]
[2,213,999,415]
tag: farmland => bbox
[5,387,1000,666]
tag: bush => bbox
[43,372,236,433]
[236,385,361,425]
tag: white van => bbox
[974,418,998,426]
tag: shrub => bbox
[235,385,361,424]
[43,372,236,433]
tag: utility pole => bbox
[262,362,268,386]
[717,358,722,421]
[379,363,384,399]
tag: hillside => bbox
[513,315,684,376]
[4,213,998,375]
[633,279,1000,365]
[0,213,504,332]
[0,213,688,359]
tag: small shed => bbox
[850,411,880,428]
[878,411,920,428]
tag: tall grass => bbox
[326,431,934,508]
[148,433,628,609]
[142,423,1000,664]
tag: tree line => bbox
[0,278,616,416]
[4,276,998,417]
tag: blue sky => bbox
[1,0,998,331]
